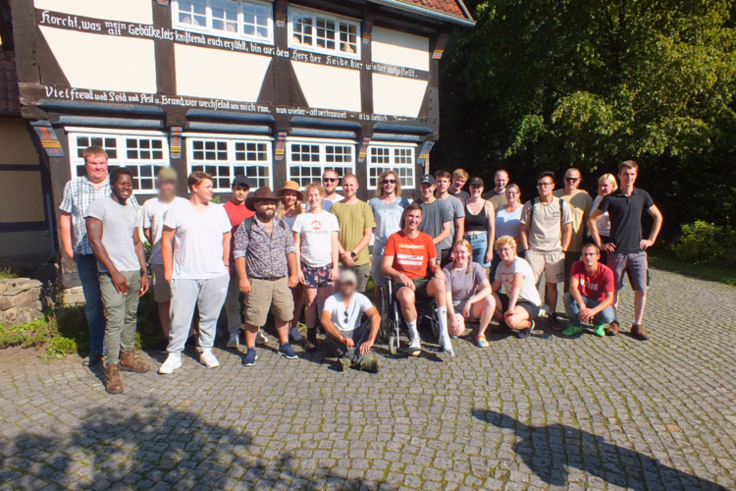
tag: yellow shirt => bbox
[554,189,593,253]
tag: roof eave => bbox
[367,0,476,27]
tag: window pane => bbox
[315,17,335,50]
[339,22,357,55]
[292,13,313,46]
[212,0,238,33]
[178,0,206,27]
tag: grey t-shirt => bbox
[415,199,453,252]
[440,195,465,242]
[85,196,142,273]
[443,262,487,301]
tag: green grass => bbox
[0,268,18,279]
[649,250,736,287]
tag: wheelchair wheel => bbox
[388,335,398,356]
[377,285,389,341]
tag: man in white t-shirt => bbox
[321,270,381,372]
[141,167,187,351]
[322,169,344,211]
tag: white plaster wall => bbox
[371,27,429,72]
[40,26,157,93]
[175,45,271,101]
[34,0,153,24]
[291,62,361,112]
[372,74,427,118]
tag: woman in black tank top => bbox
[463,177,496,268]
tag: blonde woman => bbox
[368,170,409,291]
[587,174,617,264]
[491,235,542,339]
[491,184,524,279]
[292,183,340,351]
[443,240,495,348]
[462,177,495,269]
[277,181,306,341]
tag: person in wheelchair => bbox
[382,202,454,357]
[444,240,496,348]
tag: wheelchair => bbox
[377,279,439,355]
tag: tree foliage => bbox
[436,0,736,232]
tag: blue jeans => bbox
[464,233,490,268]
[76,254,106,354]
[563,292,616,327]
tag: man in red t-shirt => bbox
[563,243,616,337]
[382,202,454,356]
[223,176,262,348]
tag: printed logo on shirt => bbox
[397,253,423,267]
[310,220,322,230]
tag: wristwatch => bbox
[350,251,357,259]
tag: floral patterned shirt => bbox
[233,216,296,279]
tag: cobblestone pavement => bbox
[1,268,735,491]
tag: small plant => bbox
[211,196,222,204]
[45,335,77,361]
[0,267,18,279]
[672,221,736,269]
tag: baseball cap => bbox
[157,167,178,181]
[419,174,435,185]
[468,177,484,187]
[338,269,358,285]
[232,176,254,189]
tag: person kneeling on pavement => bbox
[563,243,617,337]
[321,270,381,372]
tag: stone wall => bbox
[62,286,86,306]
[0,278,45,326]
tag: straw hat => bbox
[276,181,304,201]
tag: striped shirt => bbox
[59,176,140,256]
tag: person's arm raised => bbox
[642,205,663,250]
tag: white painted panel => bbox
[371,27,429,72]
[175,45,271,101]
[40,26,157,93]
[372,74,427,118]
[34,0,153,24]
[291,62,361,112]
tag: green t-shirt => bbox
[330,200,377,266]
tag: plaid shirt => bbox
[233,216,296,279]
[59,176,140,256]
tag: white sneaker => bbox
[200,349,220,368]
[226,334,240,349]
[256,329,269,345]
[408,337,422,356]
[159,353,182,374]
[289,327,304,342]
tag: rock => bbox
[0,295,14,311]
[2,306,19,322]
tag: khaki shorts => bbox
[243,276,294,326]
[527,251,564,284]
[150,263,172,303]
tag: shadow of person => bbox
[472,409,727,491]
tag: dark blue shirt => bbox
[598,188,655,254]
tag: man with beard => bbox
[330,174,376,294]
[234,187,301,367]
[86,167,150,394]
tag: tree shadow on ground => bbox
[0,401,396,490]
[472,409,727,491]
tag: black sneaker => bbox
[304,329,318,351]
[242,348,258,367]
[549,314,563,331]
[279,343,298,359]
[517,320,536,339]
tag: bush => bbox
[46,335,77,360]
[0,318,57,348]
[672,221,736,269]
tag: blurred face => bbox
[323,172,339,194]
[495,172,508,191]
[111,173,133,202]
[342,176,358,198]
[436,177,451,194]
[231,184,249,204]
[564,170,582,191]
[85,154,108,183]
[157,179,177,200]
[537,176,555,197]
[470,184,483,197]
[256,200,276,220]
[582,247,600,268]
[420,183,435,200]
[283,190,298,208]
[453,244,470,266]
[307,188,323,209]
[598,179,613,197]
[192,179,214,202]
[405,209,423,231]
[381,173,397,196]
[505,187,520,205]
[619,167,637,188]
[339,280,357,297]
[452,176,466,191]
[498,244,516,263]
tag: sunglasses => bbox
[323,177,338,182]
[383,179,397,184]
[565,177,580,182]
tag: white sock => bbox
[407,319,419,342]
[437,306,452,350]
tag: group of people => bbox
[60,145,662,394]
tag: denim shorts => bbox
[301,263,333,289]
[464,233,490,267]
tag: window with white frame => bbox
[173,0,273,43]
[367,144,416,189]
[287,140,355,187]
[289,7,359,57]
[68,131,169,193]
[186,136,272,191]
